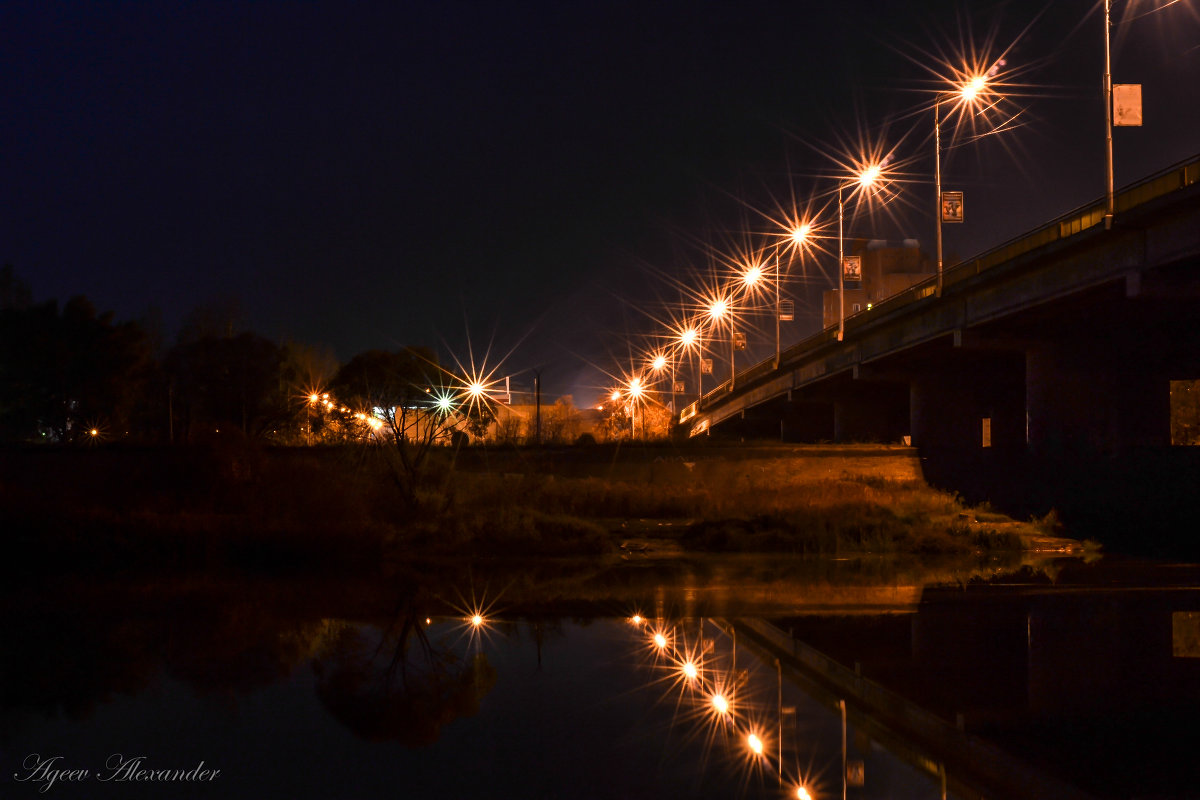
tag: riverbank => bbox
[0,441,1082,574]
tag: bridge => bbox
[680,155,1200,458]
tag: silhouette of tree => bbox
[164,332,287,441]
[313,610,496,747]
[0,282,154,442]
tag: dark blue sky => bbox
[2,1,1197,402]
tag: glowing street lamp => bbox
[774,223,812,368]
[1104,0,1115,228]
[678,326,701,404]
[628,376,646,438]
[838,165,883,341]
[708,297,737,391]
[935,74,990,295]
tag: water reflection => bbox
[5,556,1191,798]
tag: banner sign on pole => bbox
[672,381,685,394]
[779,299,794,321]
[940,191,964,223]
[842,255,862,282]
[1113,84,1143,126]
[733,331,747,351]
[700,358,713,375]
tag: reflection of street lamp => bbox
[838,166,882,341]
[935,74,988,296]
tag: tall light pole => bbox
[680,326,700,403]
[1103,0,1115,229]
[708,298,732,390]
[935,75,987,296]
[777,224,811,368]
[837,165,881,341]
[651,353,669,416]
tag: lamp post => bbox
[838,166,881,341]
[708,298,733,391]
[651,353,669,416]
[679,326,700,404]
[935,75,987,296]
[628,376,645,438]
[776,224,811,368]
[1103,0,1114,229]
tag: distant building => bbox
[822,239,935,328]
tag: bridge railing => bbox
[682,153,1200,425]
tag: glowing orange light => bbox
[796,787,813,800]
[857,164,881,188]
[681,661,699,680]
[308,393,320,404]
[747,733,764,755]
[708,299,728,320]
[651,355,667,371]
[743,265,763,287]
[630,615,644,626]
[711,693,729,714]
[791,224,811,245]
[653,633,667,649]
[680,328,698,347]
[467,382,485,398]
[628,378,644,399]
[471,614,484,627]
[610,390,622,402]
[961,75,987,102]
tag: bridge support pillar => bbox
[1026,341,1170,455]
[779,400,835,443]
[909,355,1025,451]
[832,381,908,443]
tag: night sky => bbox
[3,1,1197,402]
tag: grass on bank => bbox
[0,442,1053,572]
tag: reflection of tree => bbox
[313,611,497,747]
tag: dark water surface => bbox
[3,554,1196,799]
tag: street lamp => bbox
[628,376,645,438]
[707,297,735,391]
[1104,0,1115,229]
[649,352,672,417]
[838,166,883,341]
[775,223,811,368]
[678,326,699,404]
[935,74,989,296]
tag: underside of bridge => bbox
[688,176,1200,554]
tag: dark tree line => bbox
[0,265,449,446]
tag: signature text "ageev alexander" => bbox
[14,754,221,793]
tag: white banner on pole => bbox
[1113,84,1142,126]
